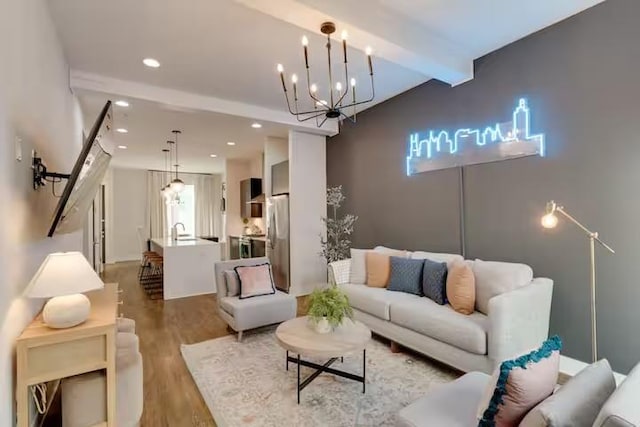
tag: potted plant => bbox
[308,285,354,333]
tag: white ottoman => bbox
[61,348,143,427]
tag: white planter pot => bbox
[314,317,332,334]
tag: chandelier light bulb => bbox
[365,46,373,56]
[336,82,342,91]
[277,63,284,73]
[291,74,298,84]
[310,83,318,93]
[302,35,309,46]
[341,30,348,41]
[350,78,356,87]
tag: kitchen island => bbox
[150,237,222,300]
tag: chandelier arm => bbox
[318,115,329,128]
[339,111,356,123]
[327,33,334,107]
[336,85,350,105]
[296,112,328,122]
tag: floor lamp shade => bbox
[24,252,104,328]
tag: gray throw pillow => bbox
[422,258,448,304]
[387,257,424,296]
[224,270,240,297]
[519,359,616,427]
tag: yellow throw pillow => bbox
[446,262,476,315]
[366,252,390,287]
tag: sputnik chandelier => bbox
[277,21,375,127]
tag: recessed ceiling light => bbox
[209,154,217,158]
[116,128,128,133]
[227,141,236,146]
[143,58,160,68]
[115,100,130,107]
[251,123,262,129]
[118,145,128,149]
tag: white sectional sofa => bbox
[328,247,553,374]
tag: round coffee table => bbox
[275,316,371,404]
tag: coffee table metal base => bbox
[286,350,366,404]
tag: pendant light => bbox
[160,147,172,200]
[169,129,185,193]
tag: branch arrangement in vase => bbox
[320,185,358,263]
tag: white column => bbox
[288,130,327,296]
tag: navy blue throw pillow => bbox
[422,258,448,304]
[388,257,424,296]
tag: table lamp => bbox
[540,201,615,362]
[24,252,105,329]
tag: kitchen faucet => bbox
[171,222,185,241]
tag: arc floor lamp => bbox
[541,201,615,363]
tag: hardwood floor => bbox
[104,261,223,426]
[102,261,309,427]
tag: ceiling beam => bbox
[234,0,474,86]
[70,70,339,136]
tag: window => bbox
[166,185,196,236]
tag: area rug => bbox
[181,329,458,427]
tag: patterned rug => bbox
[181,328,459,427]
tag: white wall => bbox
[0,0,84,424]
[288,131,327,296]
[110,167,147,262]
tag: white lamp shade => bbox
[170,178,185,193]
[24,252,104,298]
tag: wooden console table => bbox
[15,283,119,427]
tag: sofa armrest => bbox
[328,259,351,285]
[594,363,640,427]
[487,278,553,364]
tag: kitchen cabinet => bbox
[240,178,263,218]
[229,236,240,260]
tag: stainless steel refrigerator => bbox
[266,194,290,293]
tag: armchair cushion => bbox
[520,359,615,427]
[397,372,491,427]
[219,290,296,331]
[224,270,240,297]
[235,263,275,299]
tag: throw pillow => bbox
[224,270,240,297]
[519,359,616,427]
[477,336,562,427]
[422,258,448,305]
[235,263,276,299]
[387,257,424,296]
[366,252,390,287]
[472,259,533,314]
[446,262,475,314]
[349,248,368,284]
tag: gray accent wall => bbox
[327,0,640,372]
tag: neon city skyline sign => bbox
[406,98,545,176]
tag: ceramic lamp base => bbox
[43,294,91,329]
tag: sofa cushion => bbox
[340,284,419,320]
[349,248,368,284]
[397,372,491,427]
[220,290,297,330]
[389,297,488,355]
[411,251,464,267]
[593,362,640,427]
[447,262,476,315]
[520,359,616,427]
[374,246,409,258]
[366,251,390,287]
[473,259,533,314]
[422,258,448,305]
[388,257,424,296]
